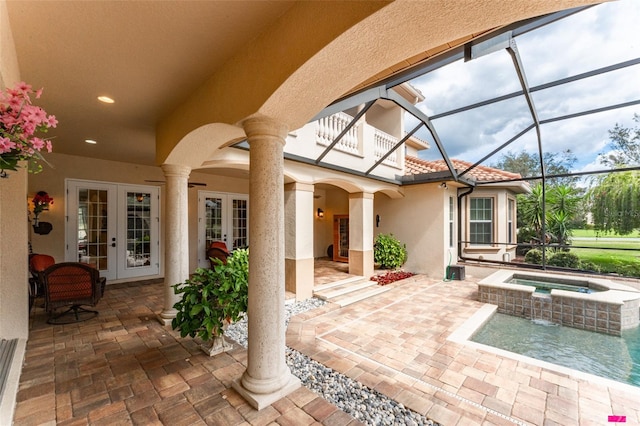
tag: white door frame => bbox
[197,191,249,268]
[66,179,160,280]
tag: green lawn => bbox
[572,228,640,238]
[568,230,640,276]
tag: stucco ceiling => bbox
[6,0,598,173]
[6,1,296,166]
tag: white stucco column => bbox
[158,163,191,325]
[349,192,374,277]
[284,182,315,301]
[232,116,300,410]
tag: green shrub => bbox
[524,248,544,265]
[516,226,536,256]
[172,248,249,341]
[547,251,580,268]
[578,260,600,273]
[374,233,407,269]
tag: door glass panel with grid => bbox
[198,191,249,268]
[67,180,159,280]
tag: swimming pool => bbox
[478,269,640,335]
[507,276,598,294]
[471,312,640,388]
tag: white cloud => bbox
[409,0,640,172]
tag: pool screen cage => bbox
[308,2,640,277]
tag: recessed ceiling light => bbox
[85,139,97,144]
[97,96,114,104]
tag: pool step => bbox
[314,277,390,307]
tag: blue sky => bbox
[410,0,640,175]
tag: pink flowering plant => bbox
[0,81,57,175]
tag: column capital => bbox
[242,115,289,144]
[349,191,374,200]
[161,163,191,178]
[284,182,314,193]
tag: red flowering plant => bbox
[32,191,54,216]
[0,81,57,176]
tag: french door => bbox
[333,215,349,263]
[198,191,249,268]
[66,180,160,280]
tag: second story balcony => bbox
[285,109,428,181]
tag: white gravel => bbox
[225,298,439,426]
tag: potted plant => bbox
[0,81,57,177]
[172,248,248,356]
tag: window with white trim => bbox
[469,197,493,245]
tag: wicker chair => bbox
[28,254,56,311]
[207,247,229,268]
[41,262,105,324]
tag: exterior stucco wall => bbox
[374,184,456,278]
[0,0,28,340]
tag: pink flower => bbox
[31,137,45,151]
[46,115,58,128]
[0,81,56,173]
[15,81,32,95]
[0,137,16,154]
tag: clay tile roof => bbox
[404,155,522,182]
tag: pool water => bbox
[508,277,596,294]
[471,313,640,388]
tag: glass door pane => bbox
[78,188,109,270]
[205,196,224,247]
[231,198,248,249]
[67,180,117,280]
[125,191,151,268]
[333,215,349,262]
[117,185,160,279]
[198,192,249,268]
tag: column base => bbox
[349,249,374,277]
[157,311,175,327]
[232,374,301,411]
[285,257,314,301]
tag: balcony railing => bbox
[373,129,398,167]
[315,112,360,155]
[314,112,402,170]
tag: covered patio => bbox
[16,269,640,425]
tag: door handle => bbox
[111,237,116,247]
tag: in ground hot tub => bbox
[478,269,640,336]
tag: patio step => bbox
[314,277,390,307]
[332,285,390,307]
[313,276,365,293]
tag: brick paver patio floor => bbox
[15,267,640,425]
[16,279,362,426]
[288,274,640,426]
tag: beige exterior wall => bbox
[0,0,28,340]
[374,184,458,278]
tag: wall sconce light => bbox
[376,214,380,227]
[439,182,448,189]
[317,208,324,218]
[136,193,145,202]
